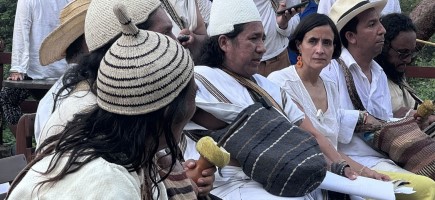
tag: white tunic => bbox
[268,65,355,148]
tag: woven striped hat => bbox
[85,0,160,52]
[97,4,194,115]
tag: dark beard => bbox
[376,56,405,86]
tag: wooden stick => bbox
[416,39,435,47]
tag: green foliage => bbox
[0,0,17,51]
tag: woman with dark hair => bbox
[183,0,374,199]
[269,12,435,200]
[268,12,390,181]
[6,4,197,199]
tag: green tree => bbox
[0,0,17,51]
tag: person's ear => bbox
[296,40,302,52]
[218,35,231,53]
[345,31,357,45]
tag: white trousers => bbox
[211,166,323,200]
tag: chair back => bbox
[0,154,27,199]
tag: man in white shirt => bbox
[321,0,435,198]
[0,0,69,133]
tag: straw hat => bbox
[39,0,90,66]
[329,0,387,32]
[85,0,160,52]
[207,0,261,37]
[97,4,194,115]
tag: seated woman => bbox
[268,13,435,200]
[374,13,434,128]
[182,0,397,199]
[6,5,197,199]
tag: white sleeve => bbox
[276,14,300,37]
[317,0,335,15]
[10,0,32,73]
[337,109,358,144]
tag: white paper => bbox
[319,172,395,200]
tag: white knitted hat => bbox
[207,0,261,37]
[97,4,194,115]
[85,0,160,51]
[329,0,387,32]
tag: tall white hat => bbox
[207,0,262,37]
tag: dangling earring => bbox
[296,54,303,68]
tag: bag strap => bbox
[337,58,365,111]
[160,0,185,30]
[221,68,285,114]
[270,0,279,12]
[194,72,232,104]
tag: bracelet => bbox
[331,160,350,177]
[363,112,369,125]
[358,166,367,175]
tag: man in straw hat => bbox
[0,0,69,135]
[35,0,90,149]
[6,3,199,198]
[35,0,217,197]
[321,0,435,199]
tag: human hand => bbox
[178,29,195,47]
[359,167,391,181]
[184,159,216,196]
[365,114,383,126]
[8,72,24,81]
[344,166,358,180]
[276,1,298,29]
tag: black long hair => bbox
[8,79,194,198]
[374,13,417,85]
[198,23,246,67]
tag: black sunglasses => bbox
[389,46,418,60]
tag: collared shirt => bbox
[254,0,300,61]
[11,0,69,79]
[321,48,393,167]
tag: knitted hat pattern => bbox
[207,0,261,37]
[85,0,161,51]
[97,4,194,115]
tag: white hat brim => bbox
[335,0,387,32]
[39,8,87,66]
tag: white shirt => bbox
[254,0,300,61]
[34,77,64,143]
[36,82,96,148]
[166,0,199,36]
[268,65,356,148]
[11,0,69,79]
[317,0,401,16]
[189,66,305,126]
[7,155,166,200]
[320,48,393,167]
